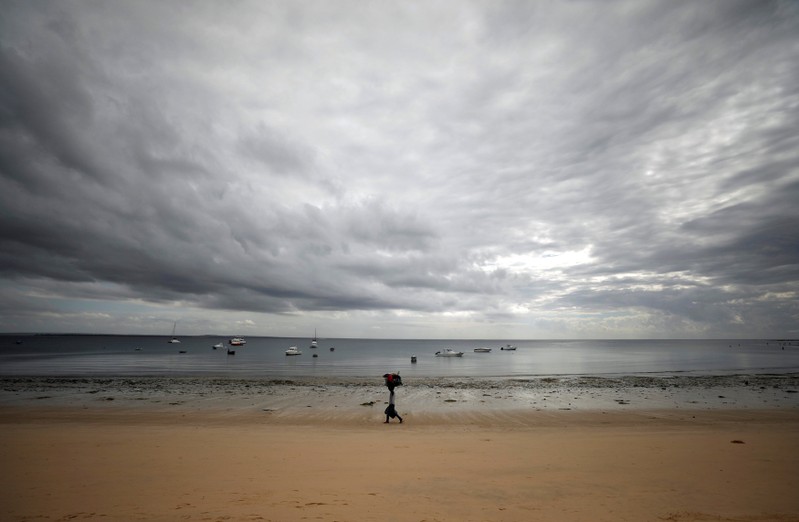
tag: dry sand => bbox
[1,376,798,521]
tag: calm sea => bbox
[1,335,797,379]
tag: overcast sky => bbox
[1,1,798,339]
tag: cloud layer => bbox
[1,1,798,338]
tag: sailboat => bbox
[310,329,318,349]
[167,321,181,344]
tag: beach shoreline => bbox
[2,374,798,418]
[2,375,798,521]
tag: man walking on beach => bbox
[383,373,403,424]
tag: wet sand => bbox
[1,376,798,521]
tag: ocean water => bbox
[1,335,798,379]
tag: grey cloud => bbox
[238,123,313,176]
[1,1,797,337]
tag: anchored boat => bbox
[435,349,464,357]
[167,322,180,344]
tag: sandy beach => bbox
[2,376,798,521]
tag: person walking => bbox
[383,373,403,423]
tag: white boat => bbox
[212,343,223,350]
[500,344,517,351]
[474,347,492,353]
[228,337,246,346]
[286,346,302,356]
[435,349,464,357]
[310,329,318,348]
[167,321,180,344]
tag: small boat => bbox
[310,329,318,348]
[135,347,142,351]
[285,346,302,356]
[228,337,246,346]
[474,347,492,353]
[435,349,464,357]
[167,321,181,343]
[500,344,517,351]
[411,355,417,363]
[227,349,236,355]
[212,343,223,350]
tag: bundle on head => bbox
[383,373,402,388]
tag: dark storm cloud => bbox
[0,0,797,336]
